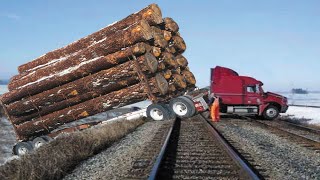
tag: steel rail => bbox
[200,115,261,180]
[148,118,176,180]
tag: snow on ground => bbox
[281,106,320,125]
[279,92,320,125]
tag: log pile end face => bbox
[2,3,197,141]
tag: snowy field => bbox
[279,92,320,125]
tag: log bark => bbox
[17,4,163,74]
[9,20,154,91]
[15,75,168,140]
[1,42,156,105]
[6,53,158,120]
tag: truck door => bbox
[244,84,262,105]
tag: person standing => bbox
[209,93,220,122]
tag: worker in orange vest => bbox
[209,93,220,122]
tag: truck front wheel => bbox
[263,105,279,120]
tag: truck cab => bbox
[211,66,288,120]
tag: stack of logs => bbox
[0,4,196,141]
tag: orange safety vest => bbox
[210,97,220,122]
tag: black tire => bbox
[162,104,176,120]
[13,142,33,156]
[263,105,280,120]
[169,96,196,118]
[32,137,48,149]
[147,103,171,121]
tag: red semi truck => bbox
[208,66,288,119]
[157,66,288,121]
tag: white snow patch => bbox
[88,37,107,48]
[282,106,320,125]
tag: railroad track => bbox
[149,115,260,180]
[236,115,320,153]
[253,120,320,153]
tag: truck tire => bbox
[13,142,33,156]
[163,104,176,120]
[169,96,196,118]
[147,104,171,121]
[263,105,279,120]
[32,137,48,149]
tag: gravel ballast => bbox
[213,119,320,179]
[64,119,174,180]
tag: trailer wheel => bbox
[163,104,176,119]
[263,105,279,120]
[147,104,171,121]
[32,137,48,149]
[169,96,196,118]
[13,142,33,156]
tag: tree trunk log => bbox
[175,54,188,68]
[6,53,158,121]
[161,17,179,33]
[170,35,186,54]
[1,42,156,105]
[17,4,163,74]
[9,20,154,91]
[15,75,168,141]
[181,69,196,85]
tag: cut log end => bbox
[157,61,166,71]
[175,54,188,68]
[135,20,153,40]
[172,35,186,53]
[132,43,147,55]
[182,70,196,85]
[144,52,158,73]
[163,17,179,33]
[163,30,172,41]
[152,47,161,57]
[161,52,178,68]
[168,83,176,93]
[155,74,169,95]
[153,34,168,48]
[143,4,163,25]
[162,69,172,80]
[172,74,187,89]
